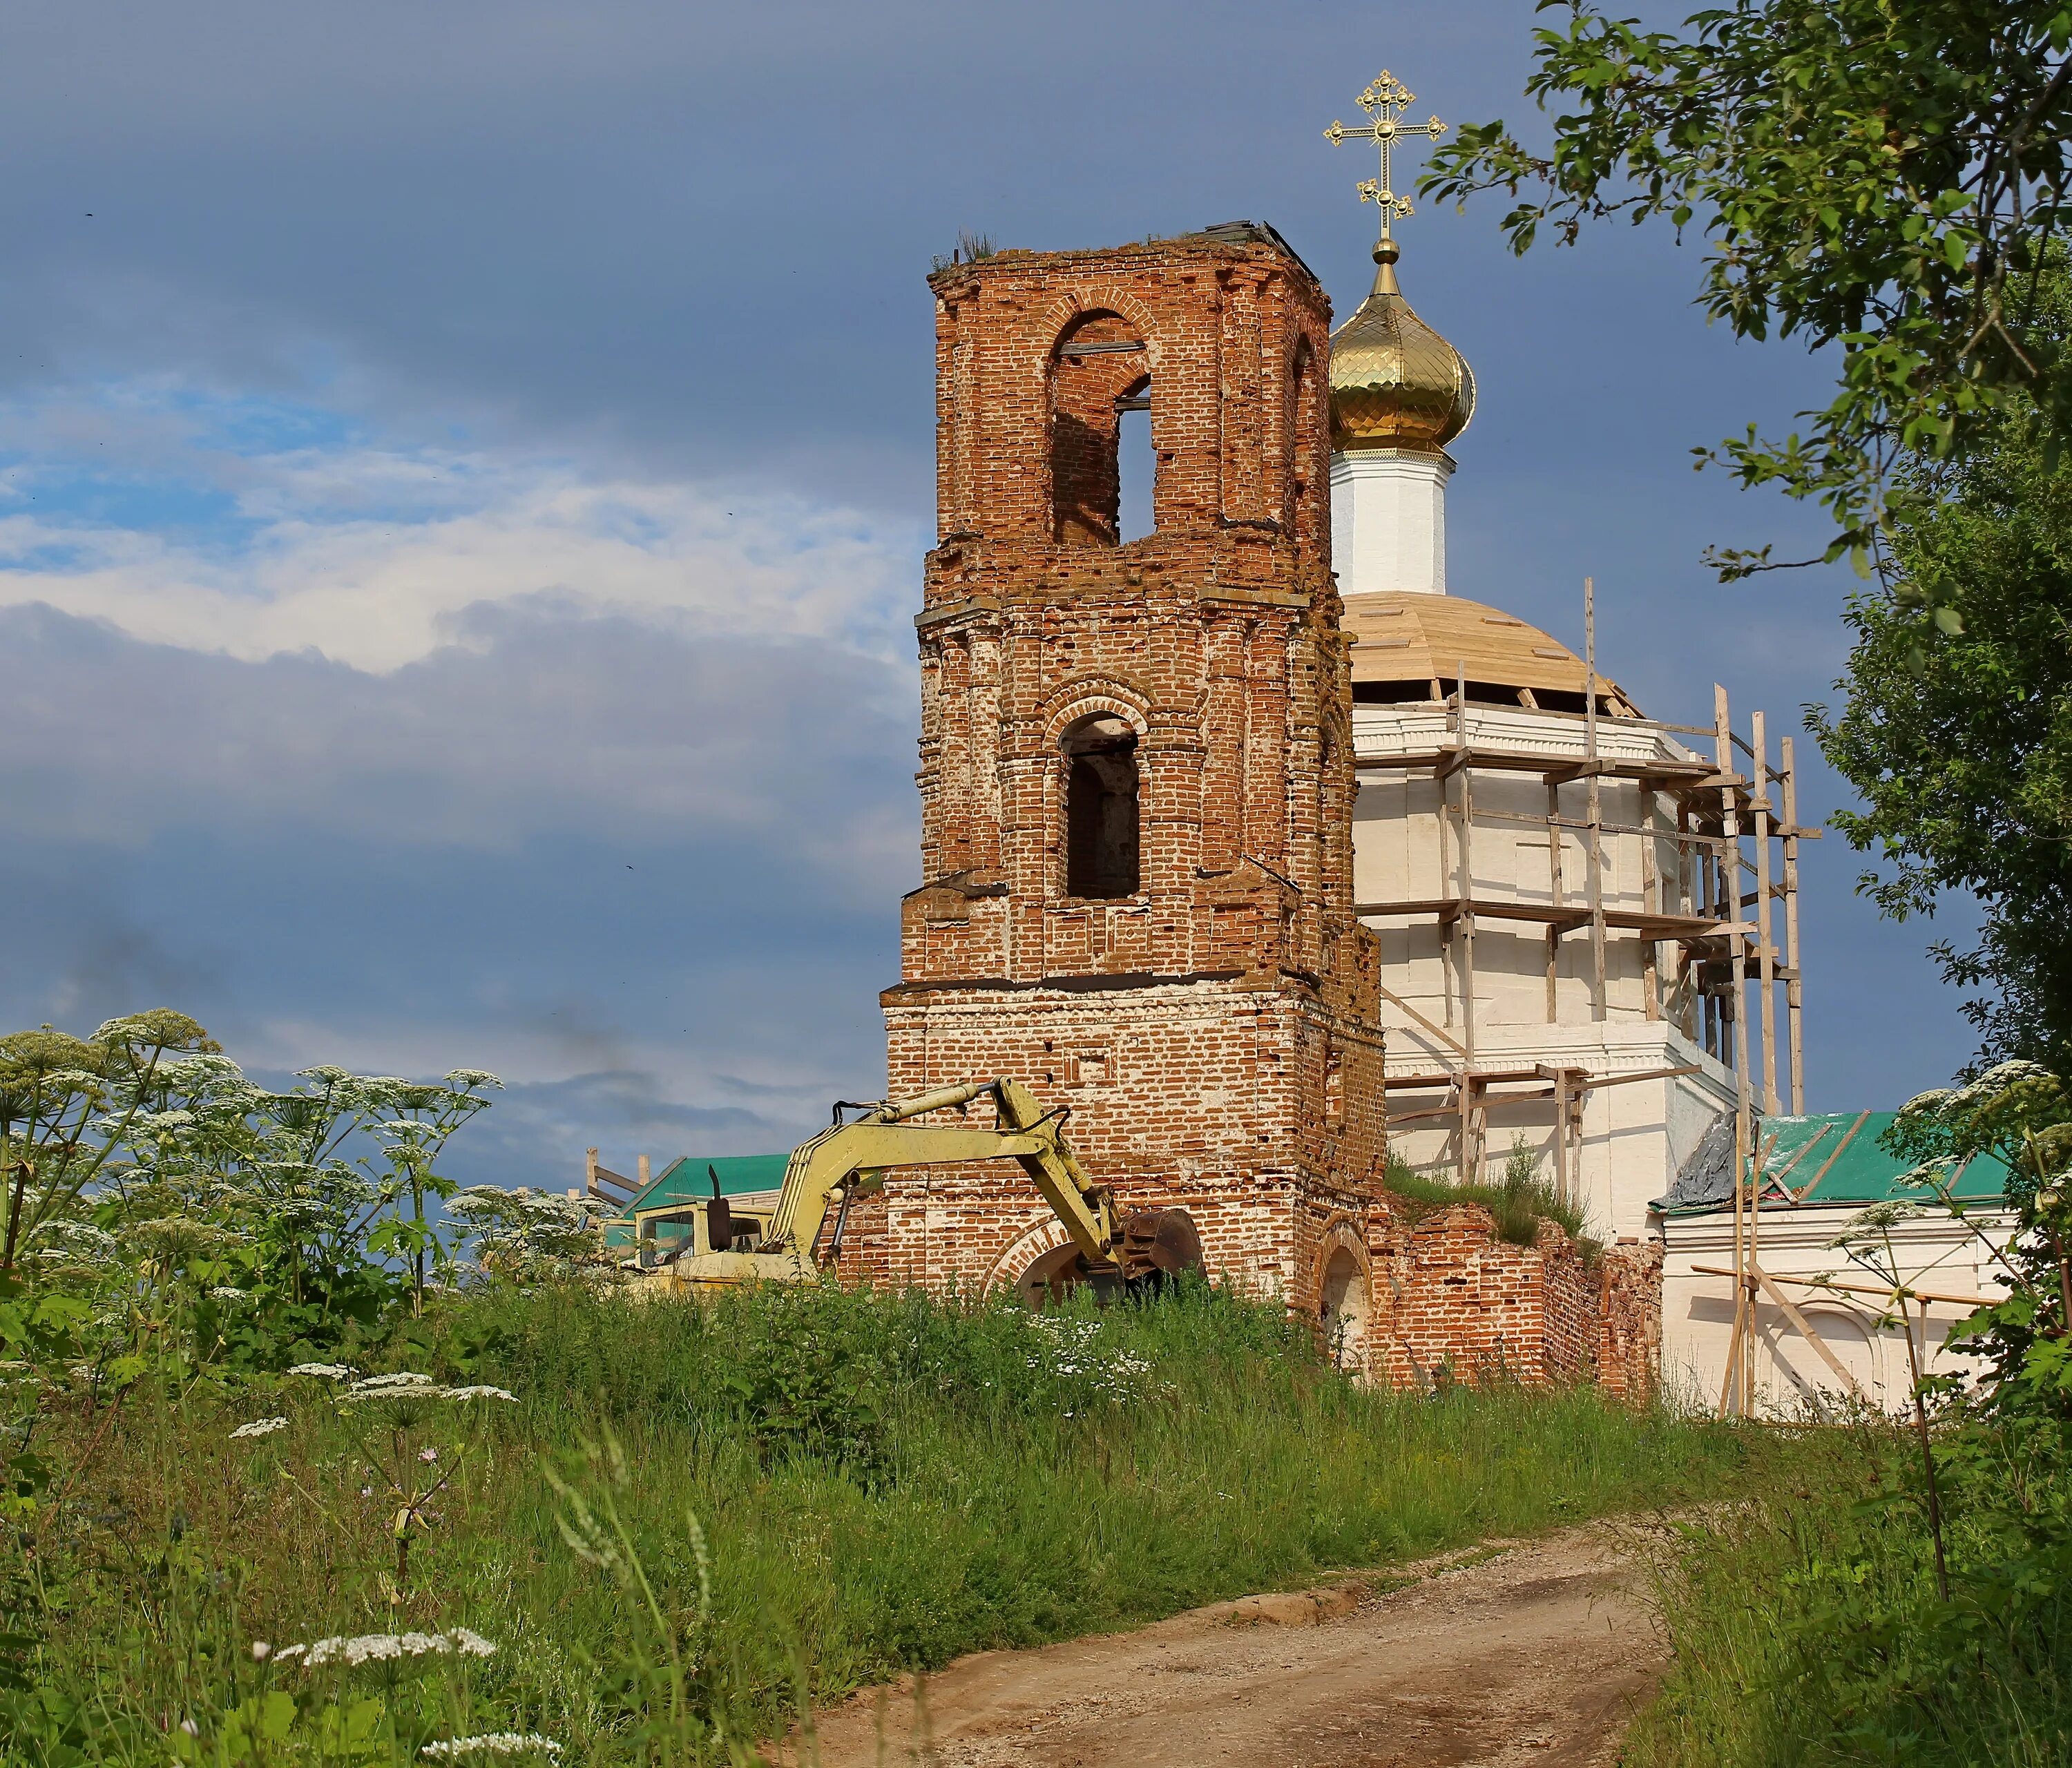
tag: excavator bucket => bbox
[1117,1207,1204,1289]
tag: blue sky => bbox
[0,1,1977,1186]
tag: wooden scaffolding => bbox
[1354,581,1815,1219]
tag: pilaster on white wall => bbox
[1330,448,1453,597]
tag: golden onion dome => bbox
[1329,240,1475,454]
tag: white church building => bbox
[1330,232,1755,1247]
[1316,206,2021,1412]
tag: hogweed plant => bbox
[4,1015,562,1401]
[170,1368,550,1766]
[252,1364,522,1613]
[0,1008,590,1717]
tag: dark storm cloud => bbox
[0,598,914,863]
[0,0,1986,1149]
[0,601,913,1166]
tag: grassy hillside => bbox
[10,1280,1751,1764]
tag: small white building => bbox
[1656,1112,2013,1413]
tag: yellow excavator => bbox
[651,1077,1202,1298]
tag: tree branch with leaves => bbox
[1426,0,2072,580]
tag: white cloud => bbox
[0,382,928,874]
[0,387,925,673]
[0,385,923,1165]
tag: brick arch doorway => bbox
[1316,1229,1374,1374]
[979,1216,1151,1307]
[983,1218,1078,1304]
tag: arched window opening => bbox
[1117,378,1155,541]
[1319,1247,1369,1372]
[1062,714,1140,898]
[1050,311,1148,546]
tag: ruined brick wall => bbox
[1366,1202,1662,1392]
[881,231,1385,1315]
[1594,1238,1664,1401]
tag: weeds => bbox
[1627,1421,2072,1767]
[1383,1144,1598,1256]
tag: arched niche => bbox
[1060,712,1141,899]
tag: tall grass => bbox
[1627,1421,2072,1767]
[17,1280,1749,1762]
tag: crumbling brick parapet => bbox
[1364,1200,1661,1396]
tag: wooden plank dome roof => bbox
[1343,591,1641,716]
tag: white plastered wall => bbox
[1658,1205,2012,1415]
[1352,698,1736,1248]
[1332,450,1452,597]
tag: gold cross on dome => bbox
[1325,70,1448,246]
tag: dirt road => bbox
[801,1522,1666,1768]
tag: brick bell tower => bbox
[869,223,1387,1325]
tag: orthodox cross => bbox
[1325,71,1448,247]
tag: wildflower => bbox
[275,1628,495,1668]
[231,1417,289,1440]
[287,1363,354,1380]
[421,1736,560,1760]
[179,1718,200,1737]
[209,1287,249,1302]
[438,1385,518,1403]
[251,1640,271,1661]
[344,1372,435,1399]
[32,1221,118,1260]
[419,1447,439,1463]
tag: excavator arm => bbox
[660,1077,1193,1294]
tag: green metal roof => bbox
[602,1154,791,1252]
[1772,1112,2011,1205]
[629,1154,790,1214]
[1657,1111,2013,1216]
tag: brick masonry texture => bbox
[1368,1206,1662,1399]
[852,227,1660,1390]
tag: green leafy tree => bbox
[1886,1061,2072,1419]
[1810,268,2072,1068]
[1426,1,2072,576]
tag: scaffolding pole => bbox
[1716,683,1756,1416]
[1781,735,1807,1115]
[1752,711,1781,1116]
[1584,577,1609,1021]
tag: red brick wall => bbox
[1367,1203,1662,1394]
